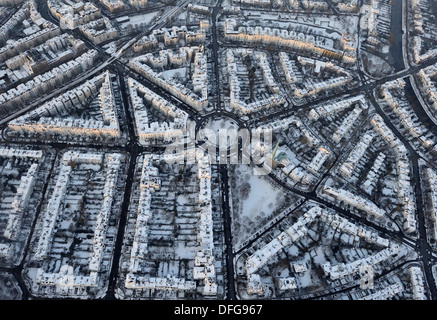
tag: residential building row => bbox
[293,75,352,99]
[192,51,208,96]
[245,206,323,293]
[78,17,118,45]
[128,0,147,9]
[246,205,392,294]
[9,70,120,139]
[409,0,437,63]
[424,168,437,241]
[260,116,320,147]
[379,79,435,149]
[138,46,198,70]
[257,51,280,94]
[226,49,285,114]
[0,49,98,115]
[0,2,61,62]
[370,114,417,233]
[279,52,298,84]
[127,77,188,144]
[224,19,356,65]
[409,266,427,300]
[415,64,437,114]
[408,0,437,64]
[235,0,270,7]
[306,147,330,175]
[319,208,390,247]
[321,244,401,280]
[125,151,217,295]
[322,186,386,219]
[300,0,328,10]
[338,132,375,179]
[4,163,39,240]
[194,152,217,296]
[187,4,211,16]
[259,117,323,186]
[411,36,437,64]
[125,161,197,291]
[124,155,189,291]
[99,0,125,12]
[0,147,43,160]
[288,0,328,10]
[0,0,26,5]
[87,153,121,273]
[129,48,208,111]
[1,34,86,88]
[332,105,364,143]
[360,0,382,46]
[361,152,386,194]
[334,0,358,12]
[360,282,404,300]
[133,25,206,52]
[34,151,103,260]
[308,95,366,121]
[33,151,122,293]
[125,274,196,292]
[127,156,159,277]
[410,0,425,35]
[0,148,44,244]
[48,0,100,30]
[35,264,99,293]
[280,55,353,99]
[0,0,39,45]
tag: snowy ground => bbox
[205,118,239,133]
[120,11,160,29]
[161,67,187,81]
[229,164,300,248]
[361,51,394,77]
